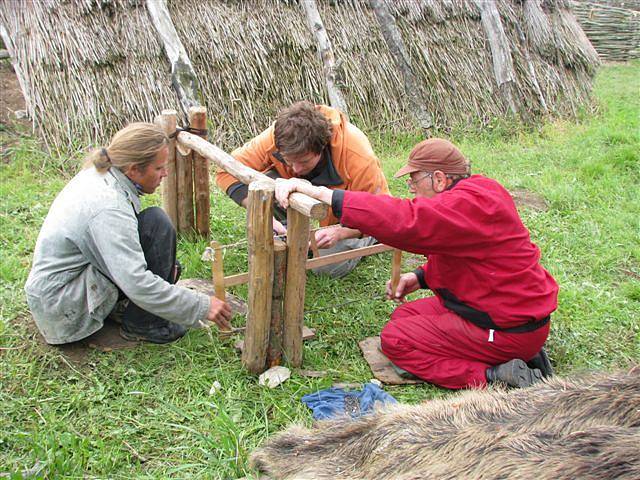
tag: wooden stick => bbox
[155,110,178,227]
[309,230,320,258]
[282,208,310,367]
[190,106,210,238]
[242,181,275,374]
[390,249,403,295]
[177,132,328,219]
[268,239,287,367]
[210,241,226,301]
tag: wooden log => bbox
[176,146,194,233]
[242,181,275,374]
[155,110,178,227]
[514,22,548,113]
[268,239,287,367]
[370,0,432,136]
[146,0,201,119]
[282,208,310,367]
[473,0,518,116]
[301,0,348,115]
[390,249,402,295]
[211,241,226,301]
[177,132,328,220]
[189,106,210,237]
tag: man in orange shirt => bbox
[216,101,389,278]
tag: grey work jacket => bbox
[25,166,210,344]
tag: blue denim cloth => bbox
[301,383,397,420]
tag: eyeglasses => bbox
[406,173,432,189]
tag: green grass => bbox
[1,62,639,478]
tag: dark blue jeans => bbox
[121,207,179,332]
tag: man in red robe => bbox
[275,138,558,389]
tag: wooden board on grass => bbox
[177,278,247,315]
[358,336,424,385]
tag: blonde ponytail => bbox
[84,123,168,174]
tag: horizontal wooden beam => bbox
[305,242,393,269]
[177,132,328,220]
[223,242,394,287]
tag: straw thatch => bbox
[0,0,600,151]
[573,0,640,61]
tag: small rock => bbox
[209,380,222,395]
[14,109,28,119]
[259,366,291,388]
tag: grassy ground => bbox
[1,62,638,479]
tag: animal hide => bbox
[251,368,640,479]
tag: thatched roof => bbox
[0,0,600,151]
[573,0,640,61]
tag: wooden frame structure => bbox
[157,107,400,374]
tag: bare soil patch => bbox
[510,188,549,212]
[0,60,27,127]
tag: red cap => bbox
[394,138,470,178]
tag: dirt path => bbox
[0,59,28,128]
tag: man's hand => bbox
[314,226,344,249]
[273,218,287,236]
[274,178,313,209]
[207,296,232,330]
[386,272,420,303]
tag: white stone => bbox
[258,366,291,388]
[209,380,222,395]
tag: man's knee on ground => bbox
[311,258,359,279]
[380,321,410,361]
[138,206,174,235]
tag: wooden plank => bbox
[305,242,393,269]
[190,106,210,237]
[359,336,423,385]
[210,241,225,300]
[177,131,328,219]
[282,208,309,367]
[155,110,178,227]
[222,242,394,287]
[242,181,275,374]
[268,239,287,367]
[176,278,246,316]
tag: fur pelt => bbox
[250,369,640,479]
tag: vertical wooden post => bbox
[242,181,275,374]
[268,239,287,367]
[190,106,210,238]
[391,249,403,295]
[283,208,310,367]
[176,145,194,233]
[210,240,226,301]
[309,229,320,258]
[155,109,178,227]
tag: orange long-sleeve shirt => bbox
[216,105,389,226]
